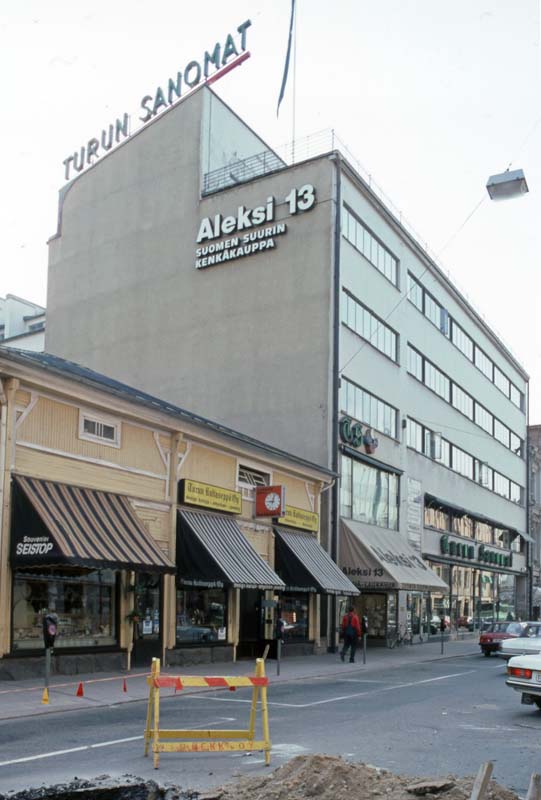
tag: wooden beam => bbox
[470,762,493,800]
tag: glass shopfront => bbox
[12,569,117,650]
[280,593,309,642]
[175,586,227,645]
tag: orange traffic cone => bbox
[76,682,84,697]
[122,678,127,693]
[42,688,49,704]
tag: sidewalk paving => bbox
[0,636,488,721]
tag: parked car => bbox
[479,621,528,656]
[430,615,450,634]
[498,634,541,661]
[505,653,541,709]
[457,615,474,631]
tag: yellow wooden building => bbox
[0,348,356,678]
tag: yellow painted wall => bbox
[179,444,236,489]
[133,506,170,553]
[16,395,168,475]
[15,446,167,502]
[274,471,315,511]
[15,390,32,407]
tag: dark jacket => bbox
[341,610,362,638]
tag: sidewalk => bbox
[0,637,484,721]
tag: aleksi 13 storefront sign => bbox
[194,185,316,269]
[62,20,251,181]
[440,534,512,568]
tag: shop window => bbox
[79,411,120,447]
[453,515,474,538]
[280,594,309,641]
[475,521,493,544]
[12,569,117,650]
[424,506,449,531]
[175,587,227,645]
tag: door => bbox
[132,572,162,667]
[237,589,263,658]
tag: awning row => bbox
[10,475,359,596]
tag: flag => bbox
[277,0,296,116]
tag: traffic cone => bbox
[42,688,49,704]
[122,678,127,693]
[76,682,84,697]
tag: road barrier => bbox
[143,657,271,769]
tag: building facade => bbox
[0,347,354,679]
[45,86,530,645]
[529,425,541,617]
[0,294,45,352]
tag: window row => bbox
[341,290,398,362]
[407,344,524,458]
[340,377,398,439]
[424,507,523,552]
[342,206,398,286]
[407,272,524,411]
[406,418,523,505]
[340,455,399,529]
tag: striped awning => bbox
[178,509,285,590]
[11,475,175,573]
[274,526,359,596]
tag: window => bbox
[175,587,227,645]
[510,432,523,457]
[340,455,399,530]
[493,472,510,499]
[407,272,423,311]
[79,412,120,447]
[280,594,309,642]
[510,482,522,505]
[453,515,474,538]
[476,522,493,544]
[424,361,450,401]
[340,378,398,438]
[424,506,449,531]
[12,569,117,650]
[510,384,523,410]
[342,206,398,286]
[238,465,270,499]
[494,419,510,448]
[475,403,493,434]
[407,344,423,381]
[424,293,441,328]
[451,321,473,361]
[452,385,473,420]
[474,347,493,381]
[407,418,423,452]
[494,366,510,397]
[341,290,398,361]
[452,446,473,479]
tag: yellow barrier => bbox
[143,657,271,769]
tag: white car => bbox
[498,635,541,661]
[506,654,541,709]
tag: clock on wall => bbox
[255,485,286,517]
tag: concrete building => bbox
[0,294,46,352]
[528,425,541,617]
[45,85,530,644]
[0,346,351,678]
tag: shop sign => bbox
[277,505,319,533]
[339,416,379,454]
[194,185,316,269]
[255,485,286,517]
[12,533,57,564]
[62,20,252,181]
[179,479,242,515]
[440,534,512,568]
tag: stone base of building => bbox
[165,646,234,667]
[0,650,126,681]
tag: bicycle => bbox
[387,627,413,649]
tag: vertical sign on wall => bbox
[407,478,422,551]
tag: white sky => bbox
[1,1,540,417]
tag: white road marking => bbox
[0,718,236,768]
[186,670,476,708]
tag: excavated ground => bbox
[0,755,520,800]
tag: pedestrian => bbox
[340,606,361,663]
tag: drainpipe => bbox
[329,151,342,652]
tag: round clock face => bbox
[264,492,281,512]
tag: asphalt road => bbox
[0,654,540,797]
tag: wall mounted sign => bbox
[62,20,252,181]
[440,534,512,569]
[277,505,319,533]
[255,485,286,517]
[339,416,379,454]
[194,185,316,269]
[178,479,242,515]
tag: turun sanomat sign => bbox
[195,185,316,269]
[62,20,252,181]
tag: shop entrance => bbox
[237,589,264,659]
[132,572,162,668]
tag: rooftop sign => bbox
[62,20,252,182]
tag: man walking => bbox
[340,606,362,663]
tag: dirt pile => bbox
[0,775,196,800]
[214,755,520,800]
